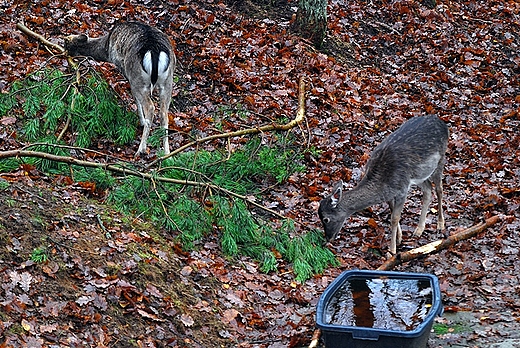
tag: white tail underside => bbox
[142,51,170,77]
[158,51,169,74]
[143,51,153,75]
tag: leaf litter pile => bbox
[1,0,519,347]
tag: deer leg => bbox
[134,93,154,156]
[413,180,433,237]
[388,196,405,255]
[158,83,172,155]
[433,175,445,231]
[388,199,402,245]
[136,99,147,126]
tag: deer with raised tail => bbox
[318,115,449,254]
[64,21,176,157]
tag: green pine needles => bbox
[0,68,338,281]
[2,68,136,149]
[30,247,49,263]
[0,68,136,173]
[108,143,337,281]
[0,179,9,191]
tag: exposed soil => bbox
[0,176,230,347]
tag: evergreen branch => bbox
[0,149,286,219]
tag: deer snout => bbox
[323,225,342,244]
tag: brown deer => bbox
[318,115,449,254]
[64,21,176,156]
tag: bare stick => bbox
[16,22,65,54]
[148,77,306,168]
[17,22,78,69]
[308,328,321,348]
[0,149,286,219]
[22,143,131,164]
[377,215,502,271]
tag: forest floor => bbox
[1,0,519,347]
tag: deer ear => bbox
[79,34,88,42]
[330,180,343,208]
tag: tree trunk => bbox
[292,0,327,48]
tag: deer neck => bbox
[340,180,387,214]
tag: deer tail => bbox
[142,50,170,87]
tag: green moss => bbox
[432,322,469,335]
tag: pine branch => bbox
[0,149,286,219]
[14,22,308,219]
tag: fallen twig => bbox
[0,149,286,219]
[378,215,502,271]
[57,69,81,142]
[96,214,111,239]
[308,328,321,348]
[17,22,79,70]
[17,23,84,142]
[148,76,307,168]
[10,183,48,203]
[16,22,65,54]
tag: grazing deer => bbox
[64,21,176,156]
[318,115,449,254]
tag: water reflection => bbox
[325,277,432,331]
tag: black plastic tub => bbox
[316,270,443,348]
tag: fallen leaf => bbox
[76,296,92,306]
[21,318,32,332]
[180,313,195,327]
[137,309,164,322]
[42,261,59,277]
[181,265,193,276]
[39,323,59,333]
[222,308,239,324]
[0,116,16,125]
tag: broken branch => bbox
[16,22,65,54]
[0,149,286,219]
[148,76,306,168]
[308,328,321,348]
[17,22,78,69]
[377,215,502,271]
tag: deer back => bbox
[65,22,175,87]
[106,22,174,86]
[362,115,448,196]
